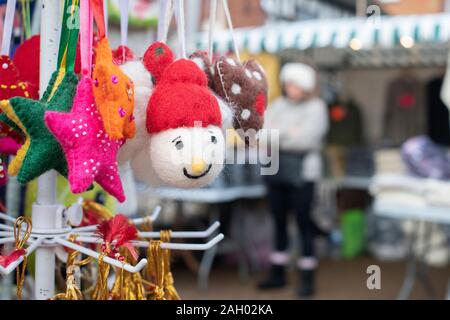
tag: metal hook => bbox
[74,233,225,251]
[55,237,148,273]
[0,238,44,275]
[70,206,162,233]
[138,221,221,239]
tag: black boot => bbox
[298,269,315,298]
[258,265,286,289]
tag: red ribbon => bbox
[91,0,106,39]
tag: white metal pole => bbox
[33,0,61,300]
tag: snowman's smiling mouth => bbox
[183,164,213,179]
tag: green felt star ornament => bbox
[5,71,79,183]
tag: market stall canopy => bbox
[196,13,450,54]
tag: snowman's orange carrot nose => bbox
[191,158,206,174]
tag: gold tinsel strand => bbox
[160,230,180,300]
[147,240,166,300]
[14,216,32,300]
[111,250,146,300]
[91,254,111,300]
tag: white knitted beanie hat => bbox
[280,62,316,92]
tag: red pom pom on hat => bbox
[146,59,221,134]
[143,41,174,83]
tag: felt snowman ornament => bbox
[134,42,225,188]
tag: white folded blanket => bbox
[371,174,450,207]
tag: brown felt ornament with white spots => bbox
[211,57,268,140]
[189,51,268,144]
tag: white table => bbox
[373,199,450,299]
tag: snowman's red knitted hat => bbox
[144,42,221,134]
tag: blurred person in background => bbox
[258,62,329,297]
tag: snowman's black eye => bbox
[175,140,184,150]
[211,136,217,144]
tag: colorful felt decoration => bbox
[211,56,268,140]
[189,51,268,144]
[0,136,21,155]
[11,35,41,97]
[95,214,138,260]
[112,45,137,65]
[133,42,225,189]
[92,38,136,140]
[0,71,78,183]
[45,76,125,202]
[0,55,35,100]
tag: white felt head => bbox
[149,125,225,188]
[120,60,152,88]
[118,60,153,164]
[130,140,163,187]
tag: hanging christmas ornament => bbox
[95,214,138,260]
[12,34,82,90]
[0,0,81,184]
[45,77,125,202]
[9,0,40,98]
[92,214,138,300]
[45,0,125,202]
[0,72,78,183]
[0,0,37,141]
[0,55,35,100]
[211,56,268,142]
[0,0,36,101]
[111,0,135,66]
[194,0,268,144]
[142,41,225,188]
[91,0,136,140]
[112,44,136,65]
[0,136,21,155]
